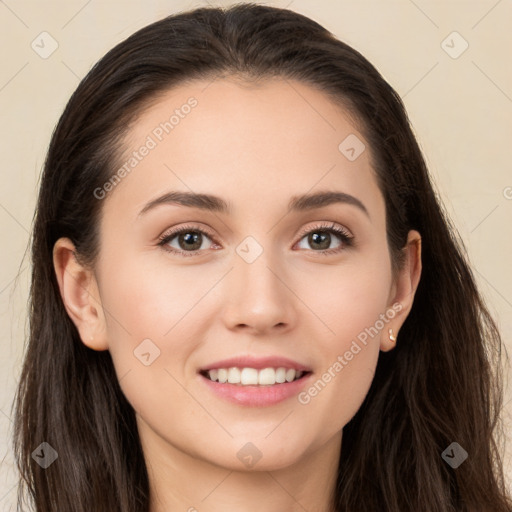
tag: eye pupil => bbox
[310,231,330,250]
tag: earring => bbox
[388,328,396,343]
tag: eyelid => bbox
[294,221,353,242]
[157,222,216,241]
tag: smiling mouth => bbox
[199,367,311,386]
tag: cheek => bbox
[290,251,392,434]
[98,248,210,337]
[293,246,393,345]
[95,250,213,381]
[294,298,385,448]
[95,254,211,436]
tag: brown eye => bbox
[158,225,216,256]
[174,231,204,251]
[307,231,335,250]
[295,222,353,255]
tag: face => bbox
[59,77,419,473]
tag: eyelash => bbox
[157,221,354,258]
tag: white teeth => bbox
[258,367,276,385]
[285,368,296,382]
[275,367,286,383]
[205,366,305,385]
[240,368,259,385]
[227,367,241,384]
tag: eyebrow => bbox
[138,190,369,218]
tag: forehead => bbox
[102,77,382,221]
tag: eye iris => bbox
[309,231,330,250]
[179,232,202,250]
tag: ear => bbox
[380,230,422,352]
[53,237,109,351]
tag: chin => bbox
[201,437,312,473]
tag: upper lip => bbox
[199,356,312,372]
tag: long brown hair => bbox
[12,3,512,511]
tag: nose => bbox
[221,248,297,335]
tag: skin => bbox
[53,77,422,512]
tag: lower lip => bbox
[199,373,312,407]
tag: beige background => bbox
[1,0,511,508]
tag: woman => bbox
[12,3,512,511]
